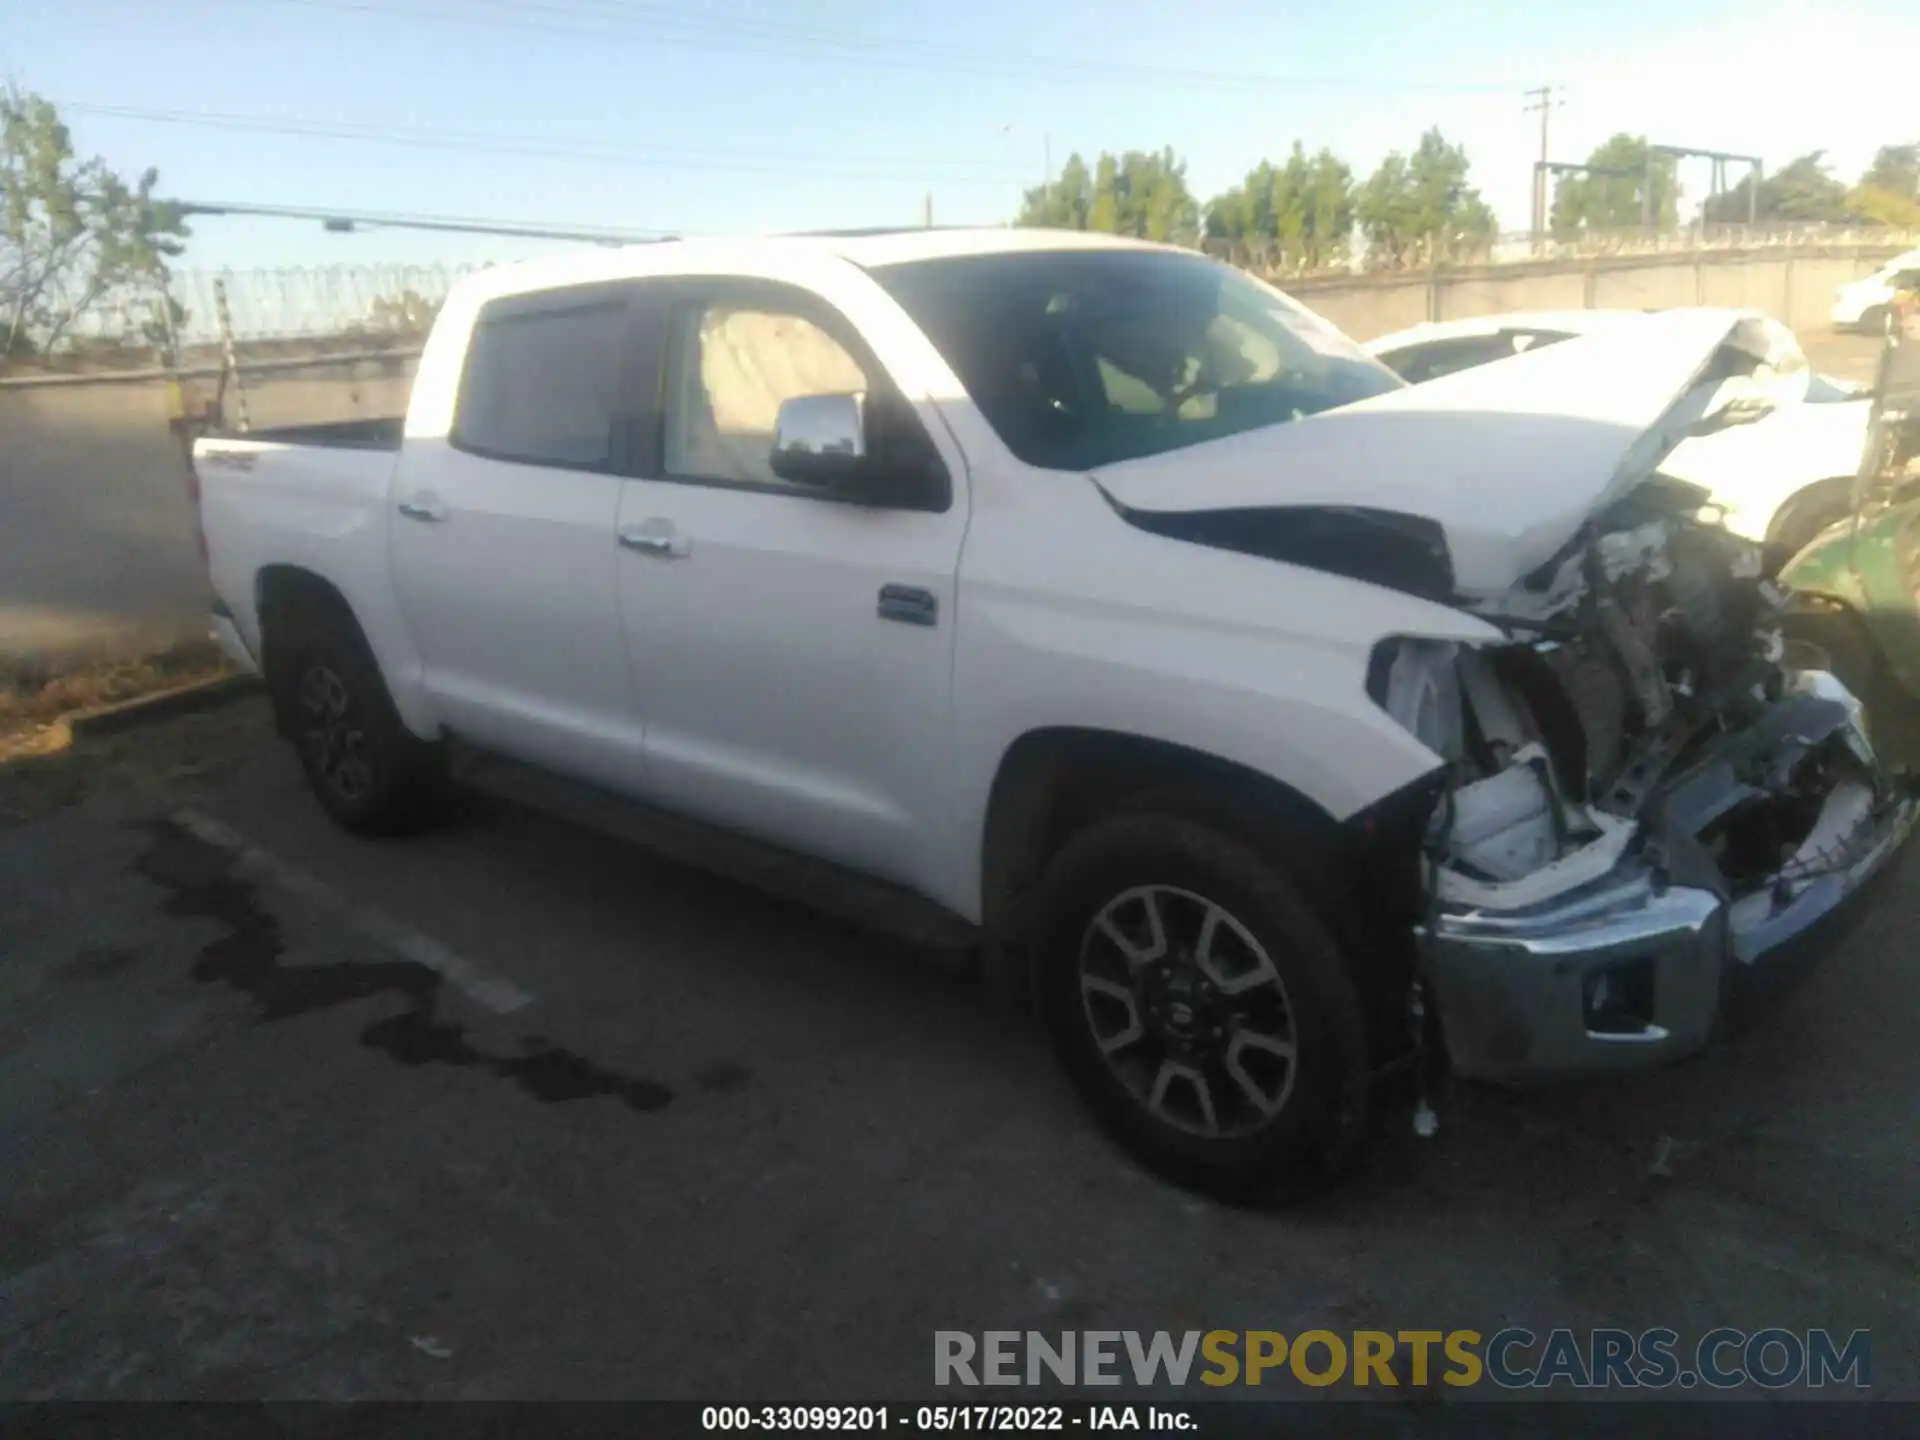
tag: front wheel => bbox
[1033,812,1371,1200]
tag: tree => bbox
[1703,150,1847,225]
[1356,128,1494,266]
[1550,134,1679,237]
[1016,148,1198,244]
[1849,143,1920,226]
[1860,144,1919,201]
[1,89,188,358]
[1206,143,1355,270]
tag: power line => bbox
[171,200,678,243]
[260,0,1516,94]
[60,101,1033,183]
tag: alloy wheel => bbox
[298,662,373,804]
[1077,884,1298,1138]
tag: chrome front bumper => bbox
[1420,674,1918,1082]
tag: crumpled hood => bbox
[1091,309,1776,597]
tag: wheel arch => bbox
[255,565,380,736]
[253,562,438,741]
[979,727,1346,934]
[976,725,1432,1047]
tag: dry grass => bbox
[0,638,231,752]
[0,696,269,829]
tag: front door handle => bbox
[618,521,691,559]
[878,584,938,626]
[397,495,448,522]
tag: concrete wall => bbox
[1285,246,1899,340]
[1293,278,1429,342]
[0,354,416,667]
[176,352,416,432]
[0,380,207,665]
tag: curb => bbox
[66,673,263,739]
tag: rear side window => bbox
[453,294,630,468]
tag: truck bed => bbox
[204,416,405,450]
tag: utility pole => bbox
[1523,85,1561,248]
[923,192,933,229]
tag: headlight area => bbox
[1362,636,1919,1083]
[1365,636,1639,915]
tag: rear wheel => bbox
[275,614,445,835]
[1033,811,1370,1200]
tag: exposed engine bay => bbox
[1376,480,1894,925]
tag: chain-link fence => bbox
[52,262,493,364]
[168,264,480,343]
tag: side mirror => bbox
[769,390,944,509]
[769,392,868,489]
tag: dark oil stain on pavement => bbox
[693,1059,754,1094]
[132,818,672,1113]
[363,1010,670,1109]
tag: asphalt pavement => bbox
[1,698,1916,1403]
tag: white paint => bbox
[169,807,533,1014]
[1363,308,1874,544]
[1098,308,1785,591]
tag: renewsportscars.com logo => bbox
[935,1328,1872,1391]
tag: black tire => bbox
[1857,306,1888,338]
[1032,811,1371,1201]
[1765,479,1853,572]
[273,611,446,835]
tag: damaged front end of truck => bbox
[1378,483,1916,1080]
[1096,307,1918,1080]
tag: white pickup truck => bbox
[194,229,1916,1196]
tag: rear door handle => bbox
[618,520,691,559]
[397,495,448,522]
[878,584,938,626]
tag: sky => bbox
[3,0,1916,275]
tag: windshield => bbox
[870,248,1402,472]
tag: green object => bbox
[1779,322,1920,753]
[1780,500,1920,702]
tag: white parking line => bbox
[170,807,534,1015]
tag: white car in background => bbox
[1829,250,1920,334]
[1366,309,1872,561]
